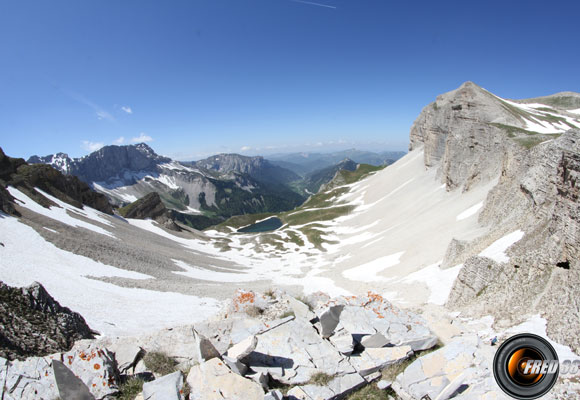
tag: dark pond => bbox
[237,217,284,233]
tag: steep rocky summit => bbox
[0,147,113,215]
[410,81,580,351]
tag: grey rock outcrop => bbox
[0,281,95,361]
[410,81,580,352]
[118,192,181,231]
[186,357,264,400]
[447,131,580,351]
[1,147,113,215]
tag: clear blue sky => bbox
[1,0,579,160]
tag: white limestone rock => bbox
[246,318,355,384]
[142,370,184,400]
[186,358,264,400]
[226,335,258,361]
[349,346,413,377]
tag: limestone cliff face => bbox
[447,131,580,350]
[409,82,519,189]
[416,82,580,351]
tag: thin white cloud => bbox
[240,146,252,152]
[121,106,133,114]
[289,0,336,9]
[113,136,125,145]
[131,133,153,143]
[81,141,104,152]
[60,89,115,121]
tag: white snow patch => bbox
[172,259,256,283]
[8,187,115,238]
[569,108,580,115]
[0,215,221,337]
[401,262,463,305]
[479,230,524,263]
[342,252,404,282]
[43,227,59,234]
[456,201,483,221]
[504,315,580,362]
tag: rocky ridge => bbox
[409,81,580,352]
[0,147,112,216]
[0,281,95,361]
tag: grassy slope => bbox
[210,164,384,251]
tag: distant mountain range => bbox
[27,144,400,228]
[267,149,406,176]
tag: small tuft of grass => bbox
[346,383,392,400]
[264,288,276,298]
[309,371,335,386]
[297,295,313,311]
[117,377,144,400]
[143,351,177,376]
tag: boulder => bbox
[360,333,390,349]
[186,357,264,400]
[0,281,95,361]
[328,328,355,356]
[319,305,345,338]
[142,370,184,400]
[2,354,58,399]
[52,360,95,400]
[288,296,313,320]
[245,318,354,384]
[226,335,257,361]
[0,342,118,400]
[96,325,202,369]
[193,328,220,363]
[223,355,248,376]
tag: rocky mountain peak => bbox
[409,82,580,190]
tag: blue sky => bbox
[1,0,579,160]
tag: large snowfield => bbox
[0,148,573,362]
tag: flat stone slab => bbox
[142,370,184,400]
[349,346,413,376]
[186,358,264,400]
[394,335,481,400]
[246,318,354,384]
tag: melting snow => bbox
[342,251,404,282]
[401,262,463,305]
[478,230,524,263]
[172,259,256,283]
[8,187,115,238]
[0,214,221,336]
[456,201,483,221]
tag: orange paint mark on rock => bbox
[94,363,101,370]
